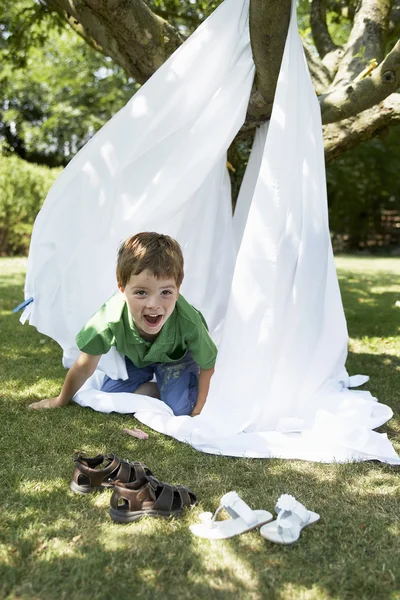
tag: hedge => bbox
[0,153,62,255]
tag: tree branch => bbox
[324,93,400,161]
[43,0,183,82]
[247,0,291,120]
[310,0,344,76]
[321,39,400,124]
[302,37,333,95]
[310,0,337,57]
[333,0,393,86]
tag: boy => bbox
[29,232,217,416]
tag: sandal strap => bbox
[174,484,197,508]
[111,478,196,513]
[109,471,197,514]
[73,453,121,486]
[275,494,310,525]
[126,461,149,481]
[114,460,132,482]
[73,454,153,488]
[73,454,104,469]
[153,482,175,512]
[219,491,258,526]
[110,479,151,511]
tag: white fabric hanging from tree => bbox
[22,0,399,464]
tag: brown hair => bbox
[116,232,184,288]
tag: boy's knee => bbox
[161,371,198,416]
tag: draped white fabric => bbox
[22,0,399,464]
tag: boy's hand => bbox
[28,397,66,410]
[28,352,101,411]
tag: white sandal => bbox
[189,491,273,539]
[260,494,320,544]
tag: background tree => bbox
[29,0,399,159]
[0,0,137,166]
[2,0,399,163]
[0,0,399,254]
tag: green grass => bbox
[0,256,399,600]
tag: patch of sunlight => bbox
[202,472,228,484]
[0,257,27,274]
[0,344,55,358]
[1,387,51,402]
[387,523,400,537]
[335,257,400,275]
[98,519,158,552]
[18,479,65,496]
[345,472,399,497]
[8,381,62,399]
[279,583,330,600]
[349,338,400,356]
[91,491,111,510]
[347,287,369,296]
[371,286,400,295]
[35,534,83,562]
[0,543,16,566]
[138,568,157,585]
[0,309,19,318]
[267,461,334,483]
[388,418,400,434]
[370,283,400,294]
[189,537,260,593]
[357,297,378,305]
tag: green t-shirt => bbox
[76,293,217,370]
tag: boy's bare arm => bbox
[29,352,102,409]
[191,367,214,416]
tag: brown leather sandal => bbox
[70,453,153,494]
[109,475,197,522]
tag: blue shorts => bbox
[101,352,199,416]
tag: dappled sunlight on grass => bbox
[370,284,400,294]
[28,533,86,563]
[1,256,400,599]
[387,523,400,538]
[349,337,400,356]
[97,520,157,551]
[346,471,399,496]
[17,479,66,495]
[278,584,334,600]
[357,296,378,305]
[189,537,260,593]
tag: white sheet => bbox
[23,0,399,464]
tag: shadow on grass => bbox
[1,456,399,600]
[1,356,399,600]
[1,260,399,599]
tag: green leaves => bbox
[0,152,61,254]
[327,125,400,251]
[0,2,138,167]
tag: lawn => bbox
[0,256,399,600]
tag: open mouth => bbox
[143,314,163,328]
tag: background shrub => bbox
[327,125,400,253]
[0,152,61,255]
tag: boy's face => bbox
[119,269,180,337]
